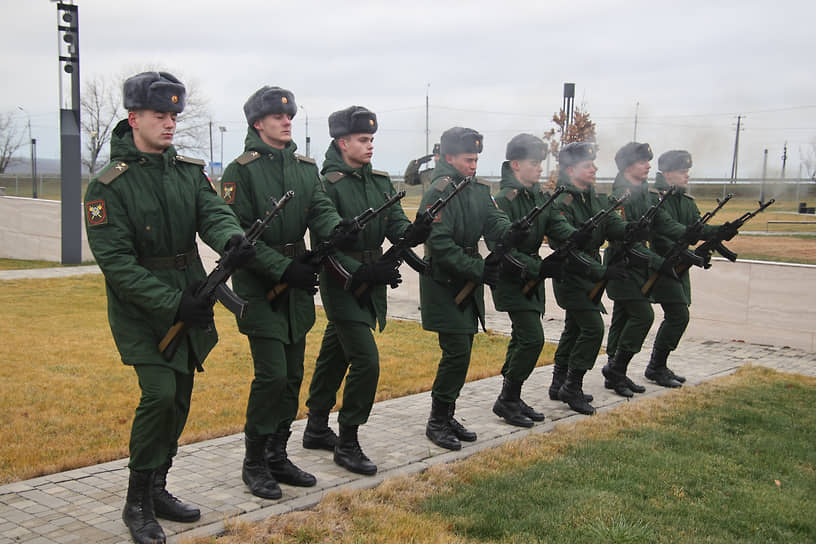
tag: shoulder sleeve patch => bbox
[562,194,574,206]
[325,171,346,183]
[371,168,390,178]
[505,188,519,201]
[434,176,452,192]
[236,151,261,165]
[295,153,316,164]
[85,200,108,226]
[97,162,128,185]
[175,155,206,166]
[222,181,237,204]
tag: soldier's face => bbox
[448,153,478,178]
[664,168,690,188]
[512,159,543,187]
[128,110,177,153]
[569,160,597,189]
[254,113,293,149]
[339,134,374,168]
[625,160,651,184]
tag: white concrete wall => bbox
[0,196,91,261]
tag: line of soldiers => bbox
[84,72,739,544]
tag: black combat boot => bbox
[152,461,200,523]
[122,469,166,544]
[334,424,377,475]
[266,429,317,487]
[602,350,641,397]
[425,398,461,451]
[518,398,546,422]
[663,351,686,383]
[645,349,682,388]
[557,368,596,415]
[302,410,337,451]
[550,363,593,402]
[448,401,477,442]
[242,434,282,500]
[492,378,534,428]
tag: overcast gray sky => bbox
[2,0,814,179]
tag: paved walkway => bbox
[2,267,815,544]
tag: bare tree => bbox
[0,111,25,174]
[799,138,816,181]
[81,70,213,173]
[81,75,122,176]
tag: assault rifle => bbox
[453,187,564,309]
[682,198,775,273]
[640,193,733,296]
[587,186,675,304]
[352,179,468,299]
[266,190,406,301]
[158,190,294,361]
[522,191,630,298]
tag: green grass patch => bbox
[423,368,816,544]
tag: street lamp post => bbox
[301,106,310,158]
[17,106,37,198]
[218,126,226,178]
[56,1,82,264]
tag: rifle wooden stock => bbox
[588,279,606,305]
[158,321,187,361]
[266,283,289,301]
[641,271,660,296]
[455,281,477,308]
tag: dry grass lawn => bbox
[0,275,543,484]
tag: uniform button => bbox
[146,225,151,231]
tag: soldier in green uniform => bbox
[404,143,439,189]
[646,150,721,386]
[420,127,526,451]
[548,142,629,415]
[490,134,576,427]
[603,142,692,397]
[302,106,431,475]
[84,72,254,544]
[221,86,354,500]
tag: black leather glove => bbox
[538,255,567,280]
[624,221,649,242]
[352,258,402,287]
[569,228,592,250]
[331,219,359,251]
[224,233,256,268]
[718,222,739,241]
[658,258,680,280]
[482,253,502,288]
[176,280,214,329]
[504,220,531,247]
[403,218,433,247]
[603,263,629,280]
[281,253,320,294]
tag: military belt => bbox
[139,247,199,271]
[344,248,383,264]
[271,240,307,258]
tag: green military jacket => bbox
[605,173,685,301]
[222,128,342,343]
[490,162,575,313]
[84,119,243,372]
[548,176,627,312]
[316,142,411,331]
[419,158,512,333]
[648,173,702,305]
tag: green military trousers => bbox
[553,309,604,371]
[653,302,690,353]
[431,332,475,403]
[501,311,545,383]
[606,299,655,356]
[129,362,194,471]
[306,320,380,426]
[245,335,306,437]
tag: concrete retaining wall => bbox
[0,196,91,261]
